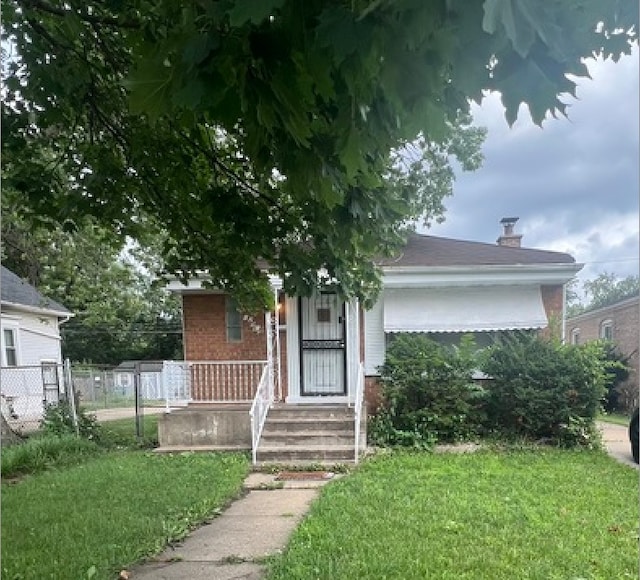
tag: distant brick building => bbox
[566,295,639,411]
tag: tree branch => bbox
[21,0,140,29]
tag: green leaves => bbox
[3,0,638,308]
[226,0,285,26]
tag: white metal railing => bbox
[161,360,268,407]
[353,362,365,463]
[249,361,274,465]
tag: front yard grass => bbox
[2,451,249,580]
[598,412,632,427]
[268,449,639,580]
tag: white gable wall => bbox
[1,308,63,366]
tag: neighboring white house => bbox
[1,266,73,426]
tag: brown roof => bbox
[378,233,576,268]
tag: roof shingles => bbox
[378,233,576,268]
[1,266,71,315]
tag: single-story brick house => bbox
[162,219,582,463]
[566,294,639,411]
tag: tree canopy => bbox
[1,191,182,364]
[2,0,637,309]
[567,272,640,316]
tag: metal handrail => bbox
[353,362,365,463]
[249,362,273,465]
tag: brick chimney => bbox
[497,217,522,248]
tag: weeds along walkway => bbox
[129,472,333,580]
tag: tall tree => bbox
[1,192,182,364]
[567,273,640,316]
[583,273,640,311]
[2,1,637,308]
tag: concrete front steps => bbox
[256,404,365,464]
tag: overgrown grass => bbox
[1,435,102,478]
[268,449,639,579]
[2,451,249,580]
[1,414,161,479]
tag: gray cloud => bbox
[427,47,639,286]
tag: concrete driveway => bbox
[598,421,638,468]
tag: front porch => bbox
[156,359,366,464]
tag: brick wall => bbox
[183,293,292,399]
[364,376,383,415]
[183,294,268,361]
[540,284,564,339]
[566,297,639,408]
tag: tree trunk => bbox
[1,412,23,447]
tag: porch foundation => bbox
[158,405,251,448]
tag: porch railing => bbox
[249,361,274,465]
[161,360,268,406]
[353,362,365,464]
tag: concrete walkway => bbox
[128,472,334,580]
[597,420,638,469]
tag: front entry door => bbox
[300,292,346,396]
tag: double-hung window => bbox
[2,328,18,367]
[226,297,243,342]
[599,320,613,340]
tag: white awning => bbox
[383,286,548,333]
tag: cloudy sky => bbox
[426,46,639,293]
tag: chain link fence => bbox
[1,360,189,436]
[1,362,66,433]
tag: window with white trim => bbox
[2,328,18,367]
[599,320,613,340]
[226,297,243,342]
[570,328,580,345]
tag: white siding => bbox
[16,313,62,365]
[364,297,385,376]
[285,296,300,399]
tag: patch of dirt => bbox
[276,471,334,481]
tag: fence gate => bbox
[41,362,61,405]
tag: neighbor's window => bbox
[570,328,580,345]
[226,296,243,341]
[599,320,613,340]
[3,328,18,367]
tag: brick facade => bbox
[183,294,268,361]
[541,284,564,339]
[183,293,290,399]
[566,296,639,409]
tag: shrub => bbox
[41,400,102,442]
[599,343,631,414]
[480,333,611,446]
[371,334,484,446]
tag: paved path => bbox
[597,420,638,468]
[128,473,332,580]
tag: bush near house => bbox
[480,334,613,446]
[370,334,484,446]
[371,333,616,448]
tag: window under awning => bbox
[383,286,548,333]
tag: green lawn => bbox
[2,451,249,580]
[598,412,632,427]
[99,414,160,447]
[268,449,639,580]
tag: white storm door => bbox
[300,292,346,396]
